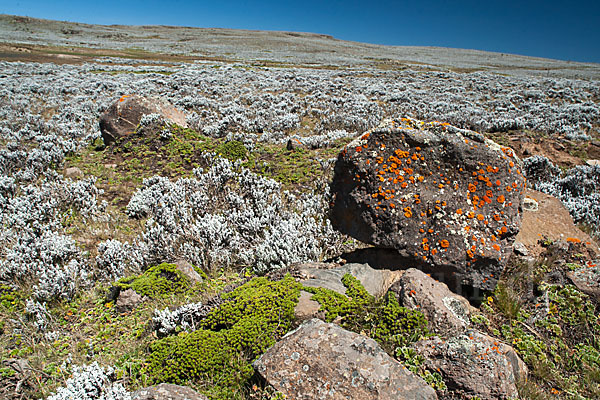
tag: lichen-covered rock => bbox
[412,330,527,400]
[567,265,600,300]
[388,268,476,337]
[254,318,437,400]
[132,383,208,400]
[99,95,187,145]
[329,118,526,290]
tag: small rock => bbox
[586,159,600,167]
[132,383,208,400]
[413,331,527,400]
[254,318,437,400]
[115,288,143,312]
[513,241,529,256]
[388,268,476,337]
[286,138,305,151]
[64,167,83,179]
[294,290,322,320]
[104,163,117,169]
[174,259,203,284]
[523,196,539,211]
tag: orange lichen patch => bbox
[496,179,501,186]
[566,237,581,243]
[493,244,501,251]
[355,146,362,152]
[468,183,477,192]
[440,240,449,248]
[476,214,485,221]
[497,195,505,203]
[456,208,463,215]
[361,132,370,140]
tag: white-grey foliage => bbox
[46,362,131,400]
[1,53,598,297]
[524,156,600,228]
[152,296,225,336]
[0,174,105,301]
[119,153,341,273]
[25,298,49,332]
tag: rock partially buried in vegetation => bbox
[412,330,527,400]
[99,94,187,145]
[388,268,476,337]
[329,118,526,290]
[254,318,438,400]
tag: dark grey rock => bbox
[329,118,526,290]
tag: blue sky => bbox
[2,0,599,63]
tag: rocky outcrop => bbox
[294,262,404,320]
[297,262,403,297]
[254,318,437,400]
[329,118,526,290]
[412,330,527,400]
[388,268,476,337]
[99,95,187,145]
[132,383,208,400]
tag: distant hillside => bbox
[1,13,599,79]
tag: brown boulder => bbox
[412,331,527,400]
[99,95,187,145]
[388,268,476,337]
[329,118,526,290]
[254,318,437,400]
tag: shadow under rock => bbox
[333,247,486,305]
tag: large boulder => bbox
[99,95,187,145]
[329,118,526,290]
[388,268,476,337]
[254,318,437,400]
[412,331,527,400]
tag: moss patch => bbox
[116,263,192,299]
[304,273,429,352]
[143,275,301,398]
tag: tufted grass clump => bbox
[143,274,301,398]
[215,140,248,162]
[304,273,429,353]
[116,263,192,299]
